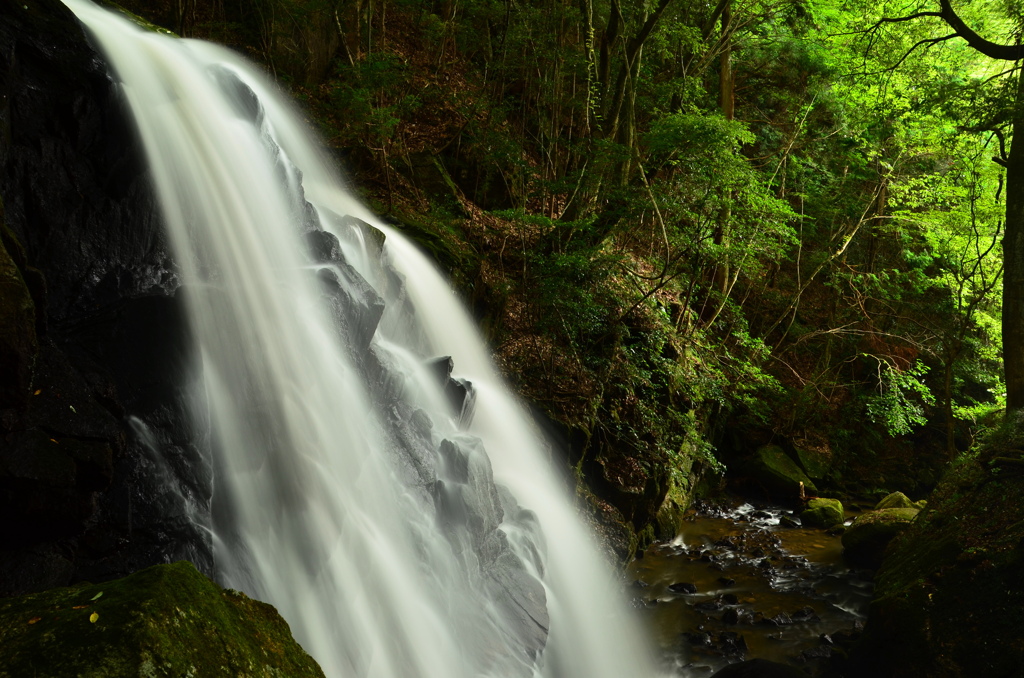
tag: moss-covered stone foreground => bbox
[840,422,1024,676]
[0,561,325,677]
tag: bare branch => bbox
[867,10,942,31]
[958,126,1011,165]
[701,0,732,41]
[981,65,1023,86]
[862,33,959,76]
[994,128,1010,165]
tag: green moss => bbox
[96,1,178,35]
[655,477,692,538]
[874,491,915,510]
[383,208,478,290]
[0,562,325,677]
[800,497,844,528]
[841,507,919,568]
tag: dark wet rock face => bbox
[0,1,174,323]
[0,0,208,595]
[711,658,809,677]
[317,265,386,352]
[0,232,37,413]
[744,445,817,500]
[669,581,698,594]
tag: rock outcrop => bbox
[747,444,817,499]
[843,422,1024,676]
[874,491,915,510]
[0,561,325,677]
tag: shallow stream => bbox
[628,501,873,676]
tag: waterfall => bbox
[63,2,655,676]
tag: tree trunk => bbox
[942,352,956,455]
[713,0,732,295]
[579,0,596,135]
[562,0,672,221]
[719,0,733,120]
[1003,72,1024,412]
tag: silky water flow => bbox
[63,2,657,677]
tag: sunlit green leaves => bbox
[864,357,937,435]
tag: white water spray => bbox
[64,2,655,676]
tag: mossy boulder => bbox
[874,491,915,510]
[800,497,844,528]
[841,508,918,568]
[0,561,325,677]
[748,444,817,499]
[843,424,1024,676]
[792,442,832,481]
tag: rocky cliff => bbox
[0,0,208,596]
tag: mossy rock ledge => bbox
[0,561,325,677]
[840,507,919,568]
[792,442,832,482]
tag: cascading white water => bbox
[63,2,656,677]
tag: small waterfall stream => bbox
[62,2,655,677]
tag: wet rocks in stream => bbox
[631,500,872,675]
[683,629,748,659]
[711,659,811,678]
[722,607,752,625]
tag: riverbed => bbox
[627,500,873,676]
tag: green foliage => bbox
[864,358,937,436]
[647,113,754,160]
[531,246,616,357]
[326,53,421,148]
